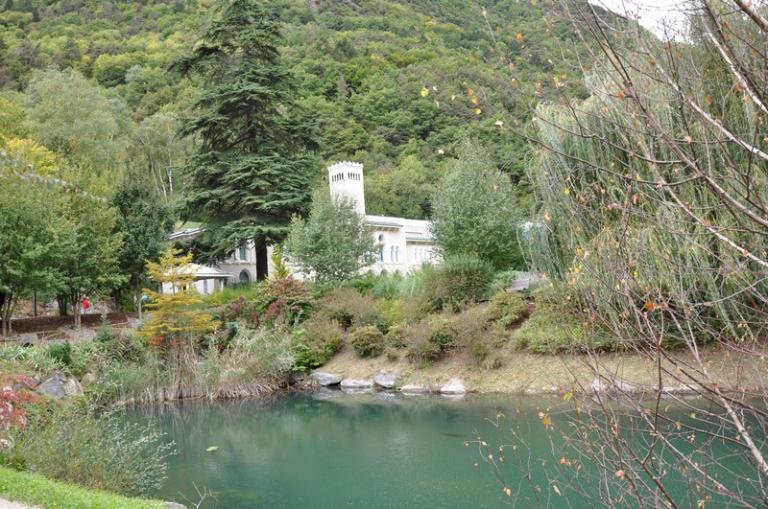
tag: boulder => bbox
[373,371,400,389]
[310,372,343,386]
[38,373,68,399]
[340,378,373,393]
[38,373,83,399]
[63,377,83,397]
[440,378,466,395]
[591,377,605,393]
[400,384,429,395]
[81,373,98,385]
[165,502,188,509]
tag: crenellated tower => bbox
[328,161,365,216]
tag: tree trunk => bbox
[136,284,143,320]
[1,293,15,337]
[57,295,69,316]
[72,293,81,329]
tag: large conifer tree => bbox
[178,0,318,261]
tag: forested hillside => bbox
[0,0,588,216]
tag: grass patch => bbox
[0,466,167,509]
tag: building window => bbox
[390,245,399,263]
[239,270,251,283]
[238,245,248,261]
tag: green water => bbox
[127,391,754,508]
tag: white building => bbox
[169,161,438,294]
[327,161,439,275]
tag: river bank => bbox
[313,343,768,396]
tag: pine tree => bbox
[177,0,318,262]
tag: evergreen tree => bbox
[177,0,318,262]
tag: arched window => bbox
[239,270,251,283]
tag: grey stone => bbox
[373,371,400,389]
[340,378,373,393]
[440,378,466,395]
[591,377,605,393]
[400,384,429,394]
[63,377,83,396]
[310,372,343,386]
[81,373,97,385]
[165,502,188,509]
[38,373,67,399]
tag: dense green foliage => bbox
[0,0,590,219]
[431,141,523,269]
[178,0,319,260]
[284,189,377,284]
[420,254,495,312]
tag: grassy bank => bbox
[0,466,167,509]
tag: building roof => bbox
[173,264,231,280]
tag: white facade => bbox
[169,161,439,293]
[328,161,439,274]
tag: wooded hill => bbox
[0,0,590,216]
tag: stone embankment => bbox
[310,371,467,396]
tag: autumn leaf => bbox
[615,469,626,479]
[516,32,524,42]
[471,96,480,105]
[467,88,475,97]
[475,108,482,115]
[420,87,430,97]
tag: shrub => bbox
[350,326,385,358]
[255,277,313,327]
[95,329,147,364]
[218,327,296,383]
[385,324,409,348]
[512,284,615,353]
[490,269,518,293]
[405,318,458,365]
[420,254,494,312]
[293,317,344,371]
[46,342,72,368]
[219,296,261,326]
[317,288,385,331]
[6,402,173,497]
[487,290,528,328]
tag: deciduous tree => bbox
[431,141,523,270]
[284,189,377,284]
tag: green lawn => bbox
[0,467,168,509]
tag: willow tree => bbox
[517,1,768,506]
[177,0,318,262]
